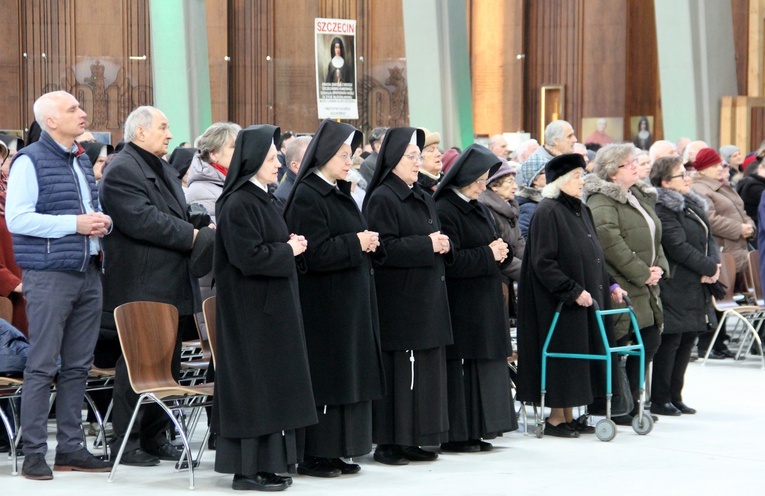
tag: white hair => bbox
[541,170,575,199]
[544,120,571,147]
[648,140,676,163]
[511,139,539,163]
[123,106,162,142]
[33,91,72,133]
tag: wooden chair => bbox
[201,296,217,368]
[702,252,765,367]
[108,301,214,490]
[0,296,22,474]
[0,296,12,321]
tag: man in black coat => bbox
[100,106,210,466]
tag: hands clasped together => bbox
[76,212,111,238]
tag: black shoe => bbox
[718,348,737,359]
[440,441,480,453]
[296,456,341,478]
[567,421,595,434]
[706,349,727,359]
[543,421,579,438]
[472,440,493,451]
[373,445,409,465]
[400,445,438,461]
[54,448,113,472]
[208,433,216,451]
[651,402,682,416]
[145,441,184,461]
[118,448,160,466]
[326,457,361,474]
[232,473,288,491]
[21,452,53,480]
[672,401,697,414]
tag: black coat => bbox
[436,189,512,360]
[211,182,317,438]
[515,193,615,407]
[100,145,197,315]
[364,174,453,351]
[284,174,385,406]
[655,188,719,335]
[735,174,765,229]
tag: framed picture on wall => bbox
[580,117,624,146]
[630,116,654,150]
[540,85,564,144]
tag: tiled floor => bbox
[2,356,764,495]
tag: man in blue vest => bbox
[5,90,113,480]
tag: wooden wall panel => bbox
[272,1,320,133]
[0,0,23,131]
[228,0,274,127]
[0,0,152,140]
[471,0,525,136]
[523,0,584,141]
[206,0,229,124]
[523,0,660,143]
[731,0,749,96]
[625,0,662,141]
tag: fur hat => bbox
[545,153,585,183]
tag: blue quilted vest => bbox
[11,132,99,272]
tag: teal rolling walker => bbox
[536,295,653,441]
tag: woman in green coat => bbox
[583,143,669,425]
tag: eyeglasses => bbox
[335,152,352,162]
[618,160,638,169]
[503,177,516,185]
[669,172,692,179]
[475,179,488,187]
[403,153,424,164]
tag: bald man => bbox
[488,134,510,160]
[5,90,112,479]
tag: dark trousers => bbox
[20,265,102,455]
[651,332,696,404]
[109,315,193,452]
[617,325,661,407]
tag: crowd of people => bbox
[1,89,765,491]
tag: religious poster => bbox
[315,18,358,120]
[630,116,654,150]
[580,117,624,147]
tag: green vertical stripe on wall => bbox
[149,0,211,150]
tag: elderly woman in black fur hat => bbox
[434,144,517,452]
[516,153,626,438]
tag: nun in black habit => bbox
[363,127,453,466]
[212,125,317,492]
[282,120,386,478]
[433,145,517,452]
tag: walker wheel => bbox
[631,413,654,435]
[535,424,544,438]
[595,419,617,442]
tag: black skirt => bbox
[446,358,517,441]
[304,401,373,458]
[372,347,449,447]
[215,429,304,475]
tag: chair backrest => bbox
[0,296,12,322]
[201,296,217,369]
[748,250,764,303]
[713,252,739,309]
[113,301,180,394]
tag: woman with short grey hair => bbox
[185,122,241,223]
[584,142,668,422]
